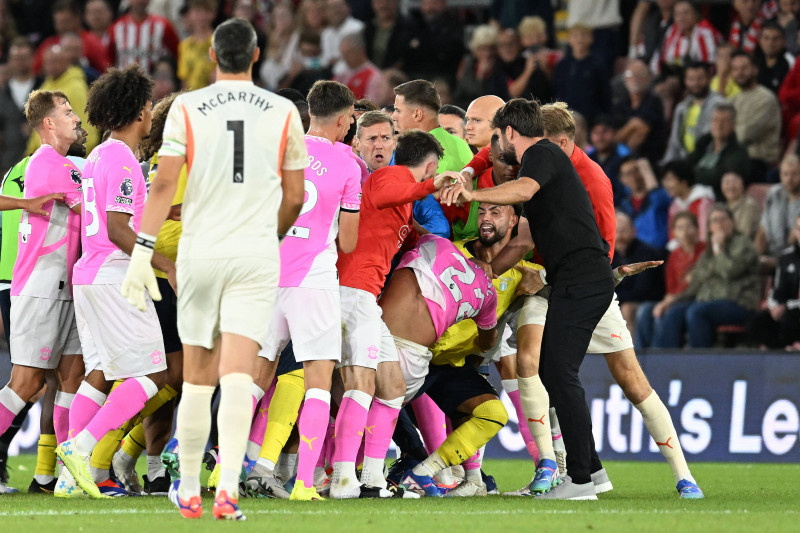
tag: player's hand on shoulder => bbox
[24,192,66,215]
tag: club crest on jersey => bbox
[40,347,52,361]
[120,177,133,197]
[70,169,82,185]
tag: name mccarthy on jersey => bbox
[196,90,275,116]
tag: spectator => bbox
[710,43,742,98]
[33,0,109,76]
[59,32,101,84]
[363,0,413,70]
[635,211,705,348]
[662,159,716,245]
[282,30,331,95]
[26,44,99,154]
[84,0,114,52]
[405,0,465,85]
[749,213,800,349]
[722,170,761,238]
[655,0,721,74]
[231,0,268,84]
[778,47,800,143]
[0,38,41,174]
[663,62,727,164]
[630,0,676,64]
[613,59,667,164]
[438,104,467,140]
[108,0,179,73]
[652,204,761,348]
[490,0,548,34]
[618,156,672,249]
[553,24,609,124]
[754,21,794,94]
[565,0,623,73]
[776,0,800,55]
[320,0,364,75]
[688,102,751,198]
[177,0,216,90]
[6,0,51,44]
[730,50,782,175]
[517,16,561,76]
[452,24,504,109]
[728,0,777,54]
[495,28,552,102]
[612,210,666,337]
[258,3,299,91]
[334,32,384,101]
[756,153,800,268]
[587,113,631,206]
[297,0,326,34]
[151,55,178,103]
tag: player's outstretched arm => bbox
[0,193,65,214]
[277,168,304,236]
[613,260,664,286]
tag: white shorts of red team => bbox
[73,284,166,380]
[336,286,399,371]
[481,308,519,366]
[394,336,432,403]
[518,291,634,353]
[259,287,341,362]
[10,296,82,370]
[177,256,279,350]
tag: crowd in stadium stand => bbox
[0,0,798,351]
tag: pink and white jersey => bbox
[73,139,147,285]
[281,136,361,290]
[11,145,83,299]
[396,234,497,340]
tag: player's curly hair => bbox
[86,64,154,131]
[139,91,184,161]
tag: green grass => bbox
[1,455,798,533]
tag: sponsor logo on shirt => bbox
[114,196,133,205]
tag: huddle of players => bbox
[0,17,703,519]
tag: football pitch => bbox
[1,456,798,533]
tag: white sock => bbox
[413,452,447,478]
[0,386,26,415]
[635,390,694,483]
[176,382,215,499]
[360,456,386,487]
[217,373,253,496]
[518,374,555,462]
[434,465,455,486]
[74,430,98,456]
[34,474,54,484]
[114,448,136,470]
[245,440,261,462]
[465,467,482,484]
[276,452,297,481]
[501,379,519,394]
[147,455,165,480]
[332,461,357,487]
[90,465,109,483]
[255,457,276,473]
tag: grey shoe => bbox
[591,468,613,494]
[444,479,487,497]
[244,472,290,499]
[502,476,534,496]
[534,476,597,500]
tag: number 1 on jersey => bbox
[227,120,244,183]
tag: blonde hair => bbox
[24,89,69,130]
[518,16,546,39]
[469,24,498,52]
[541,101,576,139]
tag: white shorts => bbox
[73,284,166,380]
[10,296,81,370]
[177,256,279,349]
[259,287,341,362]
[395,336,433,403]
[337,286,399,371]
[517,292,634,354]
[482,309,519,365]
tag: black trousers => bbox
[748,308,800,348]
[538,276,614,485]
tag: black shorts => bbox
[1,288,10,348]
[153,277,182,354]
[276,341,303,376]
[416,363,498,423]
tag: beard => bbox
[478,224,508,246]
[689,86,710,99]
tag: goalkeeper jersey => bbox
[430,239,542,367]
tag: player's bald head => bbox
[466,95,505,149]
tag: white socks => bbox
[217,373,253,496]
[176,382,215,499]
[636,390,694,483]
[518,374,555,462]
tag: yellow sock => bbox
[34,434,57,477]
[436,399,507,466]
[121,422,147,460]
[90,385,177,470]
[259,369,304,464]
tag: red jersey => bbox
[34,31,109,75]
[666,241,706,294]
[337,165,436,297]
[569,146,615,261]
[108,14,179,73]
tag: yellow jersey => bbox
[150,152,187,278]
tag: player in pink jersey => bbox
[248,81,360,501]
[56,65,177,500]
[367,234,506,497]
[0,90,84,458]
